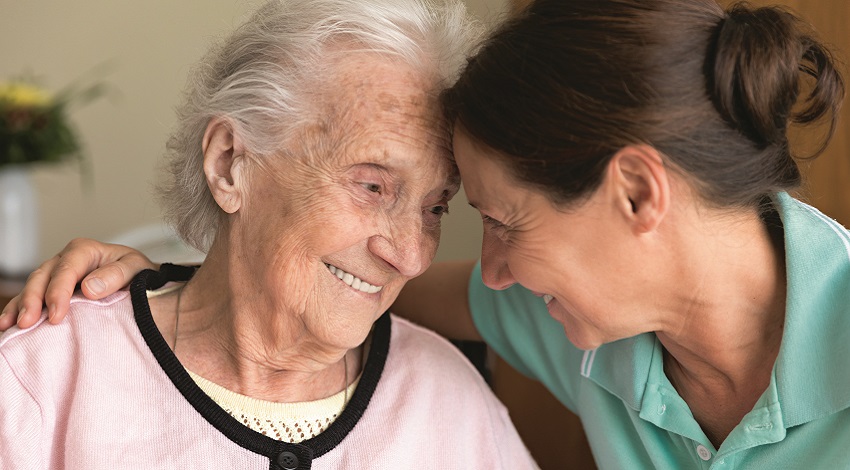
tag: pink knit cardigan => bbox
[1,267,536,469]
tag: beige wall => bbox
[1,0,505,265]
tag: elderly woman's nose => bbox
[480,232,515,291]
[368,219,429,277]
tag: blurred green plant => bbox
[0,78,105,168]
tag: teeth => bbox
[326,264,383,294]
[543,294,554,305]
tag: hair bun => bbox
[709,3,843,153]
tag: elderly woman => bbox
[9,0,850,468]
[0,0,538,468]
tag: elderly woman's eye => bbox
[361,183,382,194]
[429,205,449,216]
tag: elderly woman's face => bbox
[235,56,457,349]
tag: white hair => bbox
[159,0,484,252]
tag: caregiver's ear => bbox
[202,117,246,214]
[607,144,670,233]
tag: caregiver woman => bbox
[4,0,850,468]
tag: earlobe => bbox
[608,145,669,233]
[202,118,246,214]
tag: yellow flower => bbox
[0,82,53,108]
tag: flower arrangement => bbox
[0,80,103,168]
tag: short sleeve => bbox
[467,261,584,412]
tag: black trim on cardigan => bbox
[130,264,391,470]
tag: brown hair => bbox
[442,0,844,209]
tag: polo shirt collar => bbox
[772,192,850,427]
[580,193,850,431]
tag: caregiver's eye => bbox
[482,214,505,229]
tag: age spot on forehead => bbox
[304,52,451,165]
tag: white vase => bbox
[0,165,39,277]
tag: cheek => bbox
[504,250,538,286]
[506,240,575,296]
[420,227,440,269]
[297,192,380,246]
[503,235,545,272]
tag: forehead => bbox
[452,127,516,210]
[308,54,455,178]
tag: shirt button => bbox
[277,451,299,470]
[696,444,712,461]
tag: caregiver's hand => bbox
[0,238,156,330]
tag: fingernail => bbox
[86,277,106,295]
[16,307,26,326]
[48,304,56,322]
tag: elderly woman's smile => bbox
[0,1,542,467]
[325,263,384,294]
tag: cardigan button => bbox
[277,451,299,470]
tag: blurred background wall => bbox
[2,0,847,269]
[0,0,505,265]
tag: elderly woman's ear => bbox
[202,117,247,214]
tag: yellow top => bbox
[189,370,360,443]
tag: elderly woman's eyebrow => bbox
[351,162,389,172]
[443,174,461,195]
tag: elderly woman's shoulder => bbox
[387,314,489,382]
[0,290,133,351]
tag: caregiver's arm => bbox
[391,259,482,341]
[0,239,156,330]
[0,242,483,340]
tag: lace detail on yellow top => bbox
[146,287,361,443]
[188,371,360,443]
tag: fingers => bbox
[0,295,23,331]
[38,254,85,325]
[41,239,153,325]
[16,256,64,329]
[0,238,159,331]
[37,238,117,325]
[79,251,157,299]
[0,255,59,331]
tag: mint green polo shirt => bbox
[469,193,850,468]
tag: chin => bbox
[562,326,605,351]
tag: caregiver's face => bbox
[453,127,637,350]
[240,55,458,349]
